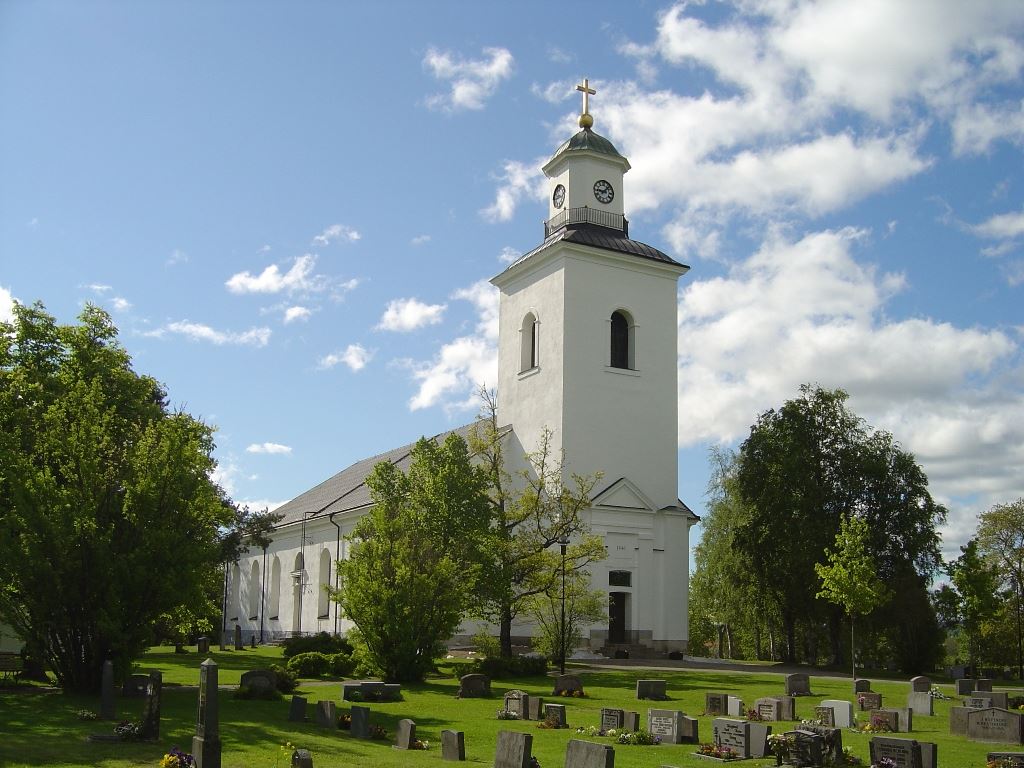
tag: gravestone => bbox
[978,690,1010,709]
[350,705,370,739]
[233,624,243,651]
[950,706,970,736]
[441,729,465,761]
[139,671,162,740]
[192,660,220,768]
[544,703,567,728]
[776,695,797,721]
[786,673,811,696]
[948,664,969,679]
[704,692,727,716]
[784,729,823,767]
[394,718,416,749]
[910,676,931,693]
[564,739,614,768]
[494,730,533,768]
[527,696,544,721]
[288,696,307,722]
[291,750,313,768]
[858,691,882,710]
[123,673,150,697]
[711,718,771,759]
[968,695,992,709]
[197,637,210,654]
[870,736,922,768]
[799,724,843,764]
[726,695,744,717]
[755,698,779,721]
[967,707,1024,744]
[814,706,835,727]
[623,711,639,732]
[988,753,1024,767]
[240,669,277,694]
[636,679,667,700]
[907,691,934,716]
[820,699,853,728]
[458,673,490,698]
[647,709,693,744]
[978,678,994,692]
[553,674,585,697]
[503,690,530,719]
[342,680,401,702]
[956,678,976,695]
[601,708,624,731]
[896,707,914,732]
[100,660,115,720]
[854,678,872,693]
[870,708,899,732]
[315,700,336,728]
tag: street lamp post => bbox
[558,533,569,675]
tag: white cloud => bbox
[283,306,312,324]
[973,207,1024,240]
[234,497,288,513]
[312,224,361,247]
[148,321,271,347]
[226,254,321,295]
[86,283,112,294]
[411,234,432,246]
[377,297,447,332]
[498,246,521,264]
[482,157,547,222]
[531,79,574,104]
[111,297,132,312]
[319,343,373,372]
[0,285,16,323]
[424,46,514,112]
[246,442,293,455]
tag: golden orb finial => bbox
[578,112,594,129]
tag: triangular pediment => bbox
[591,477,657,512]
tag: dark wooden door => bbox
[608,592,626,643]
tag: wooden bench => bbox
[0,653,23,680]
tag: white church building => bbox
[227,83,698,656]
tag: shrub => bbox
[470,655,548,679]
[281,632,353,659]
[287,651,330,678]
[269,664,299,694]
[328,652,355,678]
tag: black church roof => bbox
[504,224,688,272]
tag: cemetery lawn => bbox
[0,646,1016,767]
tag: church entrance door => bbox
[608,592,628,643]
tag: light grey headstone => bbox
[623,711,639,732]
[527,696,544,721]
[192,660,220,768]
[967,707,1024,744]
[394,718,415,749]
[950,706,970,735]
[441,729,465,761]
[544,703,567,728]
[754,697,779,722]
[907,691,933,716]
[600,708,624,731]
[636,679,667,700]
[711,718,771,759]
[350,705,370,739]
[503,690,530,720]
[968,695,993,709]
[314,700,336,729]
[233,624,242,651]
[553,674,584,697]
[910,676,931,693]
[564,739,614,768]
[980,690,1010,709]
[494,730,532,768]
[288,696,307,723]
[100,660,115,720]
[647,709,686,744]
[726,695,744,717]
[897,707,914,732]
[820,699,853,728]
[785,673,811,696]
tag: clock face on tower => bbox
[593,179,614,204]
[552,184,566,209]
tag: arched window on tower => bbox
[610,310,634,369]
[269,556,281,620]
[249,560,260,620]
[318,549,332,619]
[520,312,539,372]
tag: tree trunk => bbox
[754,621,763,660]
[500,605,513,658]
[725,624,735,659]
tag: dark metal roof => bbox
[271,420,485,528]
[550,128,625,162]
[505,224,687,272]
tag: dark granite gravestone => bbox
[494,730,533,768]
[288,696,307,722]
[350,705,370,739]
[869,708,899,732]
[553,674,584,696]
[786,673,812,696]
[978,678,994,692]
[636,679,667,700]
[527,696,544,721]
[869,736,922,768]
[291,749,313,768]
[315,700,336,728]
[239,669,277,693]
[855,678,872,693]
[123,673,150,697]
[601,708,624,731]
[784,729,823,767]
[458,673,491,698]
[197,636,210,654]
[233,624,243,651]
[342,681,401,702]
[755,697,779,721]
[957,678,977,695]
[910,676,931,693]
[503,690,530,719]
[544,703,567,728]
[394,718,415,749]
[967,707,1024,744]
[623,711,639,731]
[100,660,115,720]
[647,709,693,744]
[250,635,256,649]
[564,739,614,768]
[192,660,221,768]
[988,753,1024,767]
[798,724,843,764]
[704,692,728,716]
[819,699,853,728]
[139,671,162,740]
[858,691,882,710]
[711,718,771,759]
[814,706,835,727]
[441,729,465,761]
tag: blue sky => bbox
[2,0,1022,562]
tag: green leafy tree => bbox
[524,572,606,663]
[977,498,1024,679]
[946,538,1002,670]
[334,434,491,682]
[0,303,233,692]
[470,389,606,658]
[815,514,891,679]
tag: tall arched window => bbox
[317,549,331,618]
[610,310,633,369]
[229,563,241,620]
[520,312,538,371]
[249,560,260,620]
[269,556,281,619]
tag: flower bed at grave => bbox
[571,725,660,745]
[852,714,893,733]
[159,747,195,768]
[554,688,585,697]
[695,743,740,761]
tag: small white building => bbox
[227,90,698,655]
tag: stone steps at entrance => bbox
[598,642,660,660]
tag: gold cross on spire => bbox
[576,77,596,129]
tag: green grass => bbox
[0,646,1019,767]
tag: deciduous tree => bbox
[977,498,1024,679]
